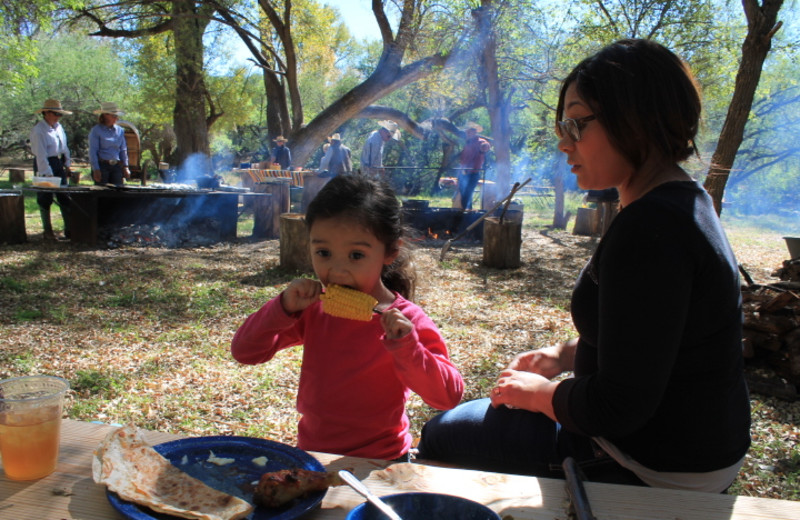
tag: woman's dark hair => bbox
[556,39,701,168]
[305,174,416,300]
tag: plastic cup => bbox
[0,375,70,480]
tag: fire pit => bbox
[401,203,486,241]
[53,186,240,247]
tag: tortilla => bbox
[92,424,254,520]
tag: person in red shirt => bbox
[456,123,491,209]
[232,175,463,460]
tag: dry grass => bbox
[0,208,798,501]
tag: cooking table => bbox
[1,420,798,520]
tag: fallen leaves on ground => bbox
[0,224,797,500]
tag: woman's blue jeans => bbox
[416,398,644,486]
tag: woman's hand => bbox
[506,338,578,379]
[380,308,412,340]
[490,369,558,420]
[280,279,322,314]
[92,169,101,183]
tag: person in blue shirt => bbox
[30,98,73,241]
[270,136,292,170]
[89,102,129,186]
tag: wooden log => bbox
[259,178,291,239]
[759,291,800,313]
[573,207,596,236]
[742,329,783,352]
[301,172,331,212]
[240,171,256,210]
[251,190,273,239]
[744,313,799,335]
[483,216,522,269]
[0,193,27,244]
[8,168,25,183]
[279,213,312,273]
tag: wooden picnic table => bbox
[2,419,798,519]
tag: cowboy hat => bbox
[464,122,483,132]
[329,133,342,141]
[378,120,400,140]
[94,102,125,116]
[273,136,288,143]
[35,99,72,115]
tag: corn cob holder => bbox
[319,285,379,321]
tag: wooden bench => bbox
[235,168,306,187]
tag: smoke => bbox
[174,153,212,183]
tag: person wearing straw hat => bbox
[360,120,399,181]
[269,136,292,170]
[318,133,352,177]
[89,102,129,186]
[455,122,490,210]
[30,98,73,241]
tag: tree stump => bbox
[483,216,521,268]
[8,169,25,184]
[573,207,597,236]
[240,171,256,211]
[301,172,331,212]
[280,213,312,272]
[0,193,27,244]
[251,190,273,239]
[259,179,291,239]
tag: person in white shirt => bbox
[319,133,353,177]
[360,120,399,181]
[29,98,73,241]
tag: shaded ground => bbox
[0,220,797,500]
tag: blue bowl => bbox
[345,492,501,520]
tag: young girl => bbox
[232,174,464,460]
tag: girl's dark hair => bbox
[305,174,416,300]
[556,38,701,168]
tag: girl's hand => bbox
[281,279,322,314]
[380,308,413,340]
[490,369,558,420]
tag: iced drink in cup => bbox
[0,375,70,480]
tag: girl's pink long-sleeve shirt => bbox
[231,293,464,460]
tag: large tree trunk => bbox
[703,0,783,215]
[477,2,512,208]
[171,0,211,166]
[263,62,290,142]
[234,0,470,167]
[286,51,459,166]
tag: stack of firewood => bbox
[741,259,800,400]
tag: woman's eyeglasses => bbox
[556,115,596,142]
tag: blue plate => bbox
[106,436,326,520]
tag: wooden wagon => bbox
[118,120,145,185]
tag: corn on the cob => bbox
[319,285,377,321]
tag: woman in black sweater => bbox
[416,39,751,493]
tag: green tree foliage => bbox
[0,31,132,157]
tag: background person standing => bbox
[30,98,73,241]
[89,102,129,186]
[270,136,292,170]
[360,120,399,180]
[455,122,491,210]
[318,133,353,177]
